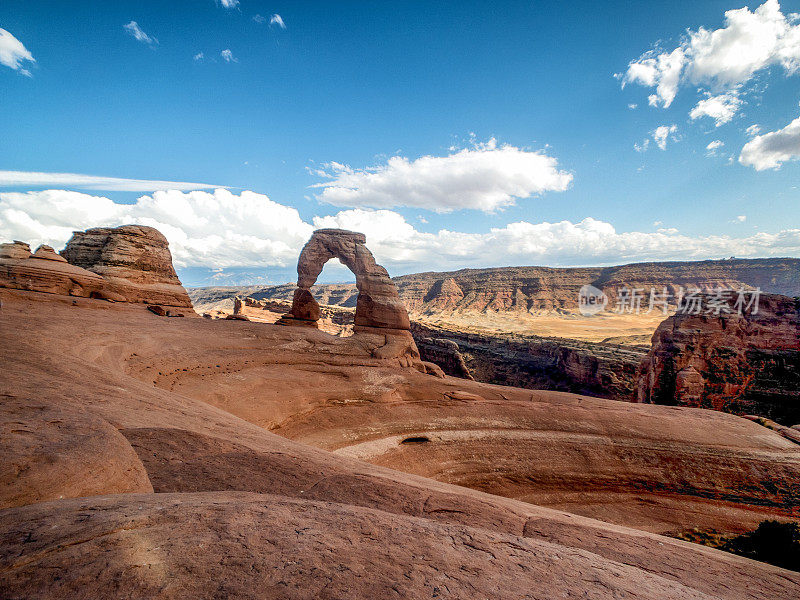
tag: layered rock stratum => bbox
[190,257,800,317]
[637,293,800,425]
[61,225,193,307]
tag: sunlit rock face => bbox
[61,225,193,308]
[636,293,800,425]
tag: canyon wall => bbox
[411,322,646,400]
[189,257,800,317]
[636,293,800,425]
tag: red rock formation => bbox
[61,225,192,308]
[0,241,110,298]
[278,229,434,372]
[3,274,800,596]
[636,293,800,425]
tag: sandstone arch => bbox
[279,229,410,331]
[276,229,443,372]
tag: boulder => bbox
[61,225,192,308]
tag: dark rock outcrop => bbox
[414,337,474,380]
[61,225,192,308]
[411,322,645,399]
[636,293,800,424]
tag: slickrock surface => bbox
[637,293,800,425]
[2,287,800,598]
[61,225,193,307]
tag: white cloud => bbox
[221,49,237,63]
[0,28,35,76]
[193,52,204,61]
[313,209,800,272]
[621,0,800,114]
[689,92,743,126]
[736,215,747,222]
[652,124,678,150]
[310,139,573,213]
[123,21,157,46]
[705,139,725,156]
[634,139,650,153]
[269,14,287,29]
[739,115,800,170]
[2,190,799,278]
[217,0,240,8]
[627,103,638,110]
[0,171,222,192]
[0,189,313,270]
[746,124,762,137]
[253,14,266,24]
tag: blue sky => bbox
[1,0,799,285]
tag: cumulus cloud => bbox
[310,139,573,213]
[0,171,223,192]
[0,28,35,76]
[221,49,237,63]
[739,115,800,170]
[193,52,204,61]
[621,0,800,118]
[2,190,799,279]
[652,125,678,150]
[124,21,157,46]
[313,209,800,272]
[0,189,313,269]
[269,14,287,29]
[689,92,743,126]
[746,124,762,137]
[217,0,239,8]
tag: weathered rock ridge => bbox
[1,227,193,311]
[394,258,800,315]
[0,241,111,299]
[637,293,800,425]
[61,225,192,307]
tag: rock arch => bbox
[277,229,445,374]
[279,229,410,331]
